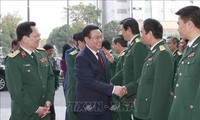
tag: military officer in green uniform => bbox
[168,6,200,120]
[110,35,127,120]
[111,18,148,120]
[134,18,174,120]
[102,40,119,78]
[66,32,85,120]
[166,36,182,71]
[5,21,55,120]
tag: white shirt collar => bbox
[150,39,163,51]
[128,34,139,46]
[20,45,32,55]
[188,35,200,47]
[86,45,99,59]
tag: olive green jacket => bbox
[5,47,55,120]
[169,36,200,120]
[122,35,148,102]
[111,49,126,86]
[66,49,79,120]
[108,50,119,79]
[134,40,174,120]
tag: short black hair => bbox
[62,43,71,59]
[113,35,127,47]
[143,18,163,39]
[43,44,54,50]
[74,32,84,42]
[120,17,140,34]
[11,39,19,46]
[102,40,111,50]
[166,36,179,44]
[16,21,36,41]
[176,6,200,29]
[82,25,102,38]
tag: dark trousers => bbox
[77,112,112,120]
[50,104,56,120]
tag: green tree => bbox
[66,2,101,26]
[103,20,121,42]
[47,24,73,54]
[47,3,101,55]
[0,12,21,55]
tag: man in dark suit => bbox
[74,25,126,120]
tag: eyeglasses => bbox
[29,34,41,39]
[90,36,103,40]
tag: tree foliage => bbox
[103,20,121,42]
[0,12,21,55]
[67,2,101,26]
[47,3,101,54]
[47,24,73,54]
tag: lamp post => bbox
[27,0,30,21]
[66,0,70,42]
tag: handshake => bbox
[113,86,128,98]
[35,101,51,118]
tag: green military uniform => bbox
[172,49,182,92]
[173,49,182,72]
[108,50,119,78]
[134,41,174,120]
[66,49,79,120]
[111,49,126,120]
[5,47,55,120]
[168,36,200,120]
[111,35,148,120]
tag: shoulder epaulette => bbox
[192,43,199,48]
[135,38,140,43]
[119,51,125,57]
[7,50,20,58]
[70,50,78,55]
[36,48,45,51]
[159,45,165,51]
[177,51,182,55]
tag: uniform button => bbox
[43,85,45,88]
[182,61,184,64]
[145,98,148,101]
[174,79,176,81]
[46,65,48,66]
[146,64,149,66]
[176,84,179,87]
[190,105,194,109]
[123,63,125,66]
[174,96,176,99]
[187,62,190,64]
[179,73,182,76]
[175,73,177,76]
[42,95,45,98]
[28,70,30,72]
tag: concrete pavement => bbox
[0,86,66,120]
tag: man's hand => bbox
[35,106,49,117]
[114,86,127,98]
[105,52,115,63]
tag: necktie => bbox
[31,52,37,64]
[96,52,104,70]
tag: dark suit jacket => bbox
[74,46,114,115]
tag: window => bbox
[117,9,127,14]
